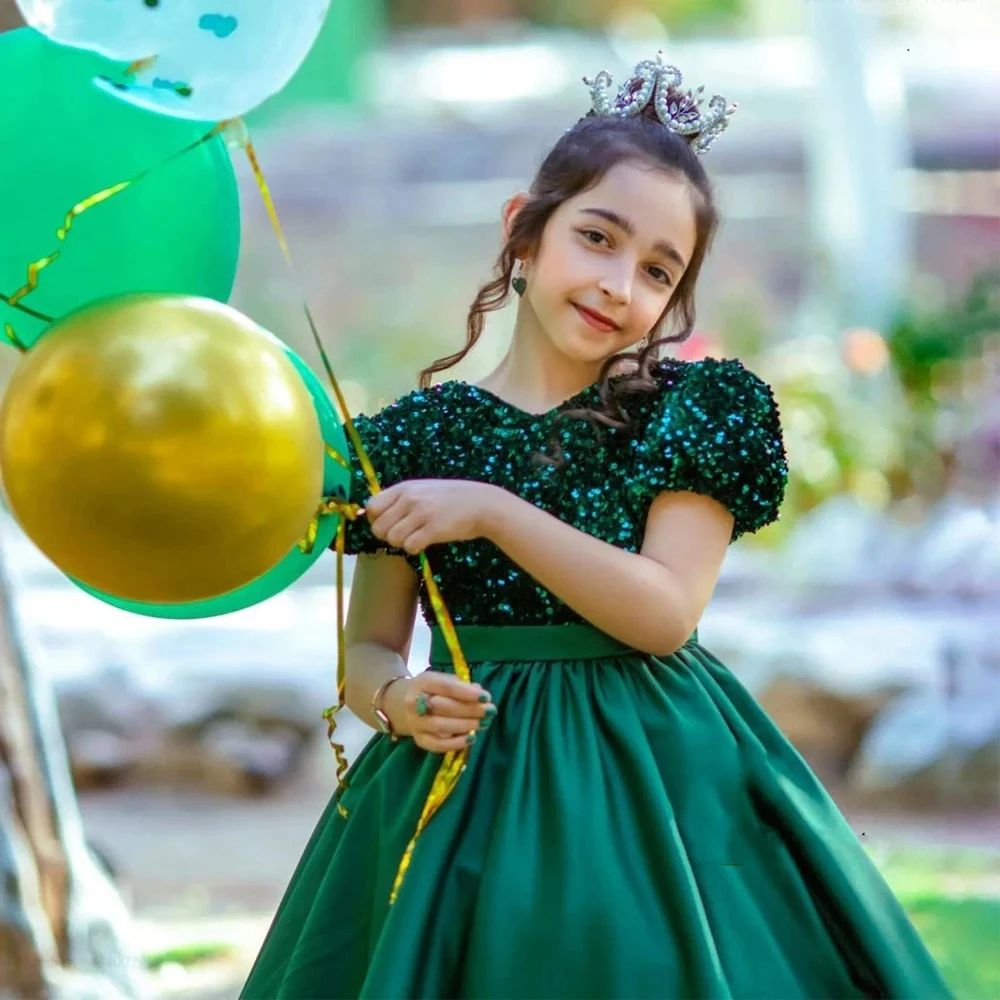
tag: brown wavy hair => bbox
[418,110,720,465]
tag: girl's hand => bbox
[364,479,505,554]
[383,672,496,753]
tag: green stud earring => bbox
[512,275,527,297]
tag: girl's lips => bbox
[573,303,619,333]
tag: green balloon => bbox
[73,344,352,619]
[0,28,239,348]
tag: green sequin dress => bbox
[240,358,952,1000]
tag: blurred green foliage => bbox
[739,267,1000,544]
[871,844,1000,1000]
[883,267,999,502]
[888,269,999,400]
[905,896,1000,1000]
[143,942,237,970]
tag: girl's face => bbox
[515,160,698,365]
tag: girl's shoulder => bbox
[360,385,431,420]
[614,355,781,439]
[645,355,777,409]
[629,355,788,541]
[353,384,439,437]
[358,359,779,429]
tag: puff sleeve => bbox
[631,358,788,541]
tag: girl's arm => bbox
[364,479,734,659]
[482,487,733,657]
[344,553,492,746]
[483,490,733,656]
[343,553,419,729]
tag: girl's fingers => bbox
[415,732,477,754]
[421,694,497,721]
[364,483,404,519]
[378,511,423,549]
[418,671,491,705]
[367,501,409,541]
[421,716,480,739]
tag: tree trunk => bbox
[0,0,24,33]
[0,540,146,999]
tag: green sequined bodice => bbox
[340,357,787,628]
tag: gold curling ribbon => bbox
[0,292,53,327]
[0,123,225,331]
[0,114,472,877]
[2,258,58,346]
[227,118,472,904]
[298,493,366,784]
[124,55,159,78]
[3,324,28,351]
[6,253,61,308]
[55,122,226,243]
[325,443,352,471]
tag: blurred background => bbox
[0,0,997,997]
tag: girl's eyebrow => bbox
[579,207,687,269]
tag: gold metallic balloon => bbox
[0,294,325,603]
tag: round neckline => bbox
[455,378,601,419]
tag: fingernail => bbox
[465,732,476,745]
[479,715,492,730]
[478,693,490,703]
[483,704,497,717]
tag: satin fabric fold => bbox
[240,624,952,1000]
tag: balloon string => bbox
[228,119,472,902]
[226,124,381,487]
[124,56,159,77]
[2,276,56,350]
[304,496,365,785]
[390,748,466,903]
[325,443,351,472]
[0,291,54,326]
[0,123,226,326]
[5,252,62,313]
[3,324,28,352]
[54,121,226,245]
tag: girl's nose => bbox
[598,265,632,305]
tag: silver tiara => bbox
[583,51,736,155]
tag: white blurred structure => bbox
[803,2,912,333]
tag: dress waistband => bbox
[428,623,699,665]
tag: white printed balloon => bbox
[15,0,331,122]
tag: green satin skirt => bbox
[239,623,953,999]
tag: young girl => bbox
[240,54,952,1000]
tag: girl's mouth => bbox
[573,303,620,333]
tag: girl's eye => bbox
[579,228,672,285]
[580,229,608,246]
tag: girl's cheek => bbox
[646,288,674,322]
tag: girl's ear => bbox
[501,191,532,246]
